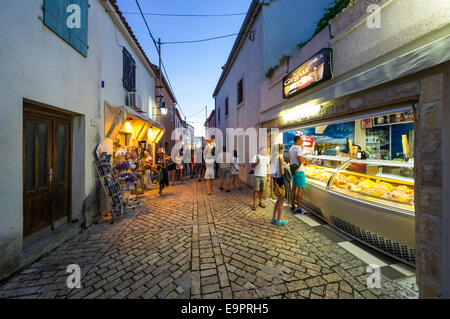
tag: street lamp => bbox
[158,99,167,115]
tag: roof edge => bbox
[212,0,262,97]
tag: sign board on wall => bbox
[302,135,314,155]
[283,48,333,99]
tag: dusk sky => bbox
[116,0,253,137]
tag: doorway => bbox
[23,105,72,238]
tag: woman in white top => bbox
[204,153,215,195]
[270,144,287,226]
[231,150,241,191]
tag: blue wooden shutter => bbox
[43,0,88,56]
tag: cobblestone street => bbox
[0,179,418,299]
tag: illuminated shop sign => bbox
[283,48,332,99]
[281,103,322,123]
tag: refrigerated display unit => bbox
[302,155,415,265]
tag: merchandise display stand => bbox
[94,153,124,223]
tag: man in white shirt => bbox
[289,135,308,215]
[251,146,270,210]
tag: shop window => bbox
[237,78,244,105]
[123,48,136,92]
[225,98,229,116]
[43,0,89,56]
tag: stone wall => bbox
[415,73,446,298]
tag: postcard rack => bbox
[93,153,124,222]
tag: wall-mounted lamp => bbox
[158,99,167,115]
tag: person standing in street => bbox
[231,150,241,191]
[219,146,232,192]
[289,135,309,215]
[143,150,153,190]
[251,146,270,210]
[175,151,184,183]
[204,153,215,195]
[195,147,205,182]
[190,149,195,179]
[151,156,169,197]
[271,143,287,225]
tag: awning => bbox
[104,102,165,144]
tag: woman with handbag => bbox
[270,144,287,226]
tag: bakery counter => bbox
[301,156,416,265]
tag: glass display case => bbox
[329,159,414,214]
[303,156,414,214]
[303,155,349,188]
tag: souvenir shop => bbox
[103,102,165,203]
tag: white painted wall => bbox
[261,0,332,71]
[100,1,156,156]
[0,0,157,279]
[215,11,264,184]
[331,0,450,78]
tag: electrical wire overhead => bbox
[118,11,246,17]
[134,0,186,117]
[161,31,253,45]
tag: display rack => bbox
[94,153,124,222]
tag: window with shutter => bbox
[43,0,89,56]
[123,48,136,92]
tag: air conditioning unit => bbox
[127,92,143,111]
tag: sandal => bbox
[252,205,256,211]
[259,203,266,208]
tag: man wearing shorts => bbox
[251,147,270,210]
[289,135,309,215]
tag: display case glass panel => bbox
[303,155,350,188]
[329,159,414,213]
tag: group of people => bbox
[147,135,309,227]
[250,135,309,226]
[146,146,242,197]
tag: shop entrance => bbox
[23,105,72,238]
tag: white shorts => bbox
[205,169,215,180]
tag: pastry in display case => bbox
[303,155,349,188]
[328,159,414,213]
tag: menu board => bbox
[283,48,332,99]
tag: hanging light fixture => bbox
[158,99,167,115]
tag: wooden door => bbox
[52,121,71,222]
[23,113,71,237]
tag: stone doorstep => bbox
[0,221,82,284]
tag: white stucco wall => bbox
[331,0,450,78]
[215,11,264,183]
[262,0,331,71]
[0,0,157,278]
[100,2,156,156]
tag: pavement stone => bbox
[0,179,415,299]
